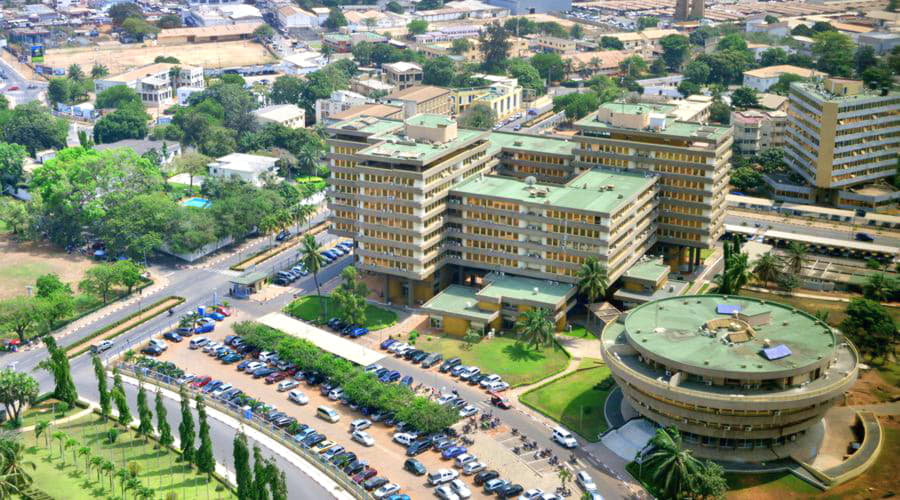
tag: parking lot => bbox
[149,323,531,500]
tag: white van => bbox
[259,351,278,363]
[189,337,209,349]
[552,426,578,448]
[316,405,340,423]
[288,390,308,405]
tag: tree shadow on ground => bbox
[502,342,547,362]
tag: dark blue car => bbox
[379,370,401,383]
[237,360,252,371]
[400,375,413,386]
[350,327,369,338]
[441,446,467,459]
[253,367,275,378]
[380,338,396,350]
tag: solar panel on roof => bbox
[762,344,792,361]
[717,304,741,314]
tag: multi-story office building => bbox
[94,63,204,106]
[731,109,787,155]
[602,294,859,461]
[382,62,423,91]
[573,102,731,272]
[783,77,900,211]
[384,85,454,118]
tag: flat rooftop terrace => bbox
[476,272,574,307]
[358,128,484,164]
[487,132,577,157]
[575,102,731,142]
[623,295,837,375]
[452,167,654,214]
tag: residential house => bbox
[207,153,279,187]
[742,65,825,92]
[95,63,205,106]
[252,104,306,129]
[383,62,423,91]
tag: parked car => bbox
[484,380,510,392]
[277,380,298,392]
[552,427,578,448]
[252,367,275,379]
[265,372,288,384]
[520,488,545,500]
[400,375,413,386]
[449,478,472,499]
[428,468,459,486]
[479,374,502,387]
[350,418,372,432]
[450,364,469,377]
[403,458,426,476]
[497,483,524,498]
[458,366,481,381]
[364,477,389,491]
[490,392,512,409]
[459,405,478,418]
[462,461,485,475]
[856,232,875,242]
[190,376,212,388]
[91,340,115,353]
[222,353,242,364]
[454,453,477,469]
[405,439,432,456]
[421,353,443,368]
[435,485,461,500]
[352,430,375,447]
[141,345,163,356]
[410,350,430,363]
[441,446,467,460]
[576,471,597,491]
[473,470,499,486]
[288,390,308,405]
[483,478,510,494]
[163,332,183,342]
[372,483,400,499]
[380,338,397,350]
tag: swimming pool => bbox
[182,197,211,209]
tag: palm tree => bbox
[557,465,572,490]
[783,242,808,274]
[91,63,109,79]
[640,427,704,500]
[577,257,609,304]
[752,252,781,289]
[863,272,897,302]
[292,203,315,235]
[78,446,92,473]
[51,431,67,462]
[34,420,50,448]
[65,437,79,466]
[101,460,116,492]
[67,64,84,81]
[301,234,326,317]
[516,308,555,350]
[296,144,320,176]
[90,456,105,483]
[116,468,131,497]
[136,485,155,500]
[0,470,27,497]
[0,439,36,493]
[126,477,142,499]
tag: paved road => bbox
[725,212,900,248]
[0,54,46,105]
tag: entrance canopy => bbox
[258,312,385,366]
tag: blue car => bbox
[202,381,222,393]
[400,375,413,386]
[374,368,390,378]
[380,338,396,350]
[206,312,226,321]
[379,370,400,383]
[441,446,467,459]
[386,495,410,500]
[194,323,215,334]
[163,332,183,342]
[350,328,369,338]
[237,360,252,371]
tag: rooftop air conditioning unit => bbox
[723,426,731,431]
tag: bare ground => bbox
[0,235,94,300]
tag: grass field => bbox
[21,414,234,500]
[561,326,595,339]
[520,358,612,441]
[284,295,398,331]
[725,471,820,499]
[5,398,77,429]
[739,289,900,327]
[416,335,570,387]
[0,235,95,300]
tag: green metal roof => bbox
[358,128,484,164]
[405,114,455,128]
[623,294,837,374]
[623,259,669,283]
[421,285,499,322]
[331,117,403,136]
[452,167,654,214]
[488,132,577,157]
[476,273,574,307]
[230,271,268,285]
[575,101,731,141]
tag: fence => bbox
[117,363,370,500]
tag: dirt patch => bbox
[0,235,94,300]
[43,40,276,76]
[844,369,900,406]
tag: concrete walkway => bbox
[18,404,96,432]
[507,333,603,400]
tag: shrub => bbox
[106,428,119,443]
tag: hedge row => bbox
[233,321,459,434]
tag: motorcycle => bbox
[511,428,519,436]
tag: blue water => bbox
[182,197,211,208]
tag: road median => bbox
[230,220,331,272]
[65,295,184,357]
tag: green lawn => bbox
[0,218,8,233]
[739,289,900,327]
[561,326,595,339]
[417,335,571,387]
[20,414,234,500]
[725,471,821,497]
[520,359,612,441]
[285,295,397,331]
[4,398,77,430]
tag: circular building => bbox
[601,294,859,461]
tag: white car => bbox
[364,364,383,373]
[244,361,264,373]
[288,390,309,405]
[277,380,299,392]
[394,345,413,356]
[520,488,544,500]
[434,485,460,500]
[484,380,510,392]
[552,427,578,448]
[211,383,232,397]
[350,418,371,432]
[387,342,408,353]
[454,453,477,469]
[436,394,456,405]
[459,405,478,418]
[576,471,597,492]
[351,430,375,447]
[449,479,471,499]
[202,342,220,353]
[479,374,502,388]
[393,432,416,446]
[373,483,400,499]
[428,468,459,485]
[462,461,485,475]
[148,338,168,351]
[328,388,344,401]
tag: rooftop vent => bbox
[532,287,539,295]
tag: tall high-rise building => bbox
[782,77,900,211]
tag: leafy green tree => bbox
[154,389,174,446]
[715,238,749,294]
[136,382,153,440]
[121,16,159,41]
[731,86,759,108]
[889,0,898,11]
[37,291,74,333]
[301,234,326,318]
[854,45,878,76]
[92,354,112,421]
[67,64,84,82]
[479,22,511,73]
[0,371,39,425]
[111,370,131,426]
[407,20,429,35]
[0,102,68,155]
[172,152,210,195]
[752,252,781,288]
[93,104,150,143]
[386,1,404,13]
[516,308,555,350]
[637,16,658,30]
[458,102,496,130]
[251,446,269,500]
[689,460,728,499]
[0,142,27,189]
[730,166,761,191]
[812,31,855,77]
[840,298,898,360]
[659,34,690,70]
[157,13,182,28]
[332,267,370,326]
[95,86,142,109]
[553,92,599,120]
[640,427,705,499]
[234,432,253,500]
[862,272,898,302]
[253,24,274,40]
[0,297,41,342]
[862,65,894,94]
[620,55,648,78]
[35,273,71,298]
[79,264,120,303]
[684,60,711,84]
[39,336,78,405]
[577,257,609,304]
[649,57,667,76]
[323,8,347,29]
[422,57,455,86]
[677,80,701,98]
[109,2,142,25]
[783,242,808,274]
[709,101,730,124]
[178,385,195,465]
[194,395,214,473]
[47,78,72,104]
[570,23,584,39]
[531,52,566,82]
[600,36,624,50]
[760,47,789,67]
[791,24,814,37]
[0,95,8,110]
[508,58,544,95]
[768,73,807,95]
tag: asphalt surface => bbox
[725,212,900,248]
[0,55,46,105]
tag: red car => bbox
[6,86,19,91]
[265,371,287,384]
[489,392,511,409]
[352,468,377,484]
[213,306,232,317]
[191,376,212,388]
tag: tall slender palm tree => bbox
[102,460,116,492]
[301,234,326,318]
[863,272,897,302]
[126,477,142,499]
[783,242,808,274]
[0,439,36,493]
[516,308,555,350]
[78,446,92,473]
[90,456,105,483]
[51,431,67,462]
[65,437,79,466]
[640,427,704,500]
[752,252,781,289]
[292,203,315,235]
[116,468,131,497]
[577,257,609,304]
[34,420,50,448]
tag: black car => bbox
[363,477,389,491]
[433,438,457,452]
[306,373,325,386]
[403,458,426,476]
[406,440,432,456]
[163,332,183,342]
[497,484,524,498]
[344,460,367,475]
[303,433,327,448]
[332,452,356,466]
[439,357,462,373]
[421,353,443,368]
[474,470,500,486]
[403,349,423,360]
[141,345,163,356]
[319,382,336,395]
[468,373,487,385]
[273,277,290,286]
[410,350,430,363]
